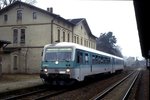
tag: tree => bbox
[0,0,36,9]
[96,31,123,57]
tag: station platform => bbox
[0,74,43,93]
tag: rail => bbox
[89,70,140,100]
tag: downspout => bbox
[51,15,59,44]
[51,19,54,44]
[72,26,74,42]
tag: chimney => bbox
[47,7,53,13]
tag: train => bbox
[40,42,124,85]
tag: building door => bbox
[13,55,18,73]
[0,56,2,75]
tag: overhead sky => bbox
[35,0,143,59]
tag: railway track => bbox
[89,70,140,100]
[0,84,69,100]
[3,88,48,100]
[1,87,69,100]
[0,70,135,100]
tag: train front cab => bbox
[40,46,81,85]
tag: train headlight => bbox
[66,69,70,73]
[43,68,48,72]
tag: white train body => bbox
[40,42,124,83]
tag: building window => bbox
[13,29,18,43]
[0,56,2,71]
[81,37,83,45]
[77,36,79,44]
[68,32,70,42]
[74,36,76,43]
[20,29,25,44]
[89,41,91,48]
[87,40,88,47]
[91,42,93,48]
[13,55,18,70]
[4,14,8,22]
[17,10,22,20]
[63,31,65,42]
[58,29,60,42]
[33,12,37,19]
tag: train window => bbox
[117,59,120,64]
[98,56,101,64]
[107,58,110,63]
[95,55,97,64]
[103,57,107,64]
[77,51,83,64]
[85,53,89,64]
[45,48,72,61]
[95,55,98,64]
[77,52,79,63]
[105,57,110,64]
[116,59,122,64]
[116,59,118,64]
[104,57,107,63]
[92,55,96,64]
[117,59,119,64]
[100,56,104,63]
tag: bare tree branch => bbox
[25,0,36,5]
[0,0,36,9]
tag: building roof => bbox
[133,1,149,59]
[0,1,96,41]
[0,1,74,26]
[69,18,84,25]
[69,18,97,39]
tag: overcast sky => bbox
[35,0,143,59]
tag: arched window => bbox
[58,29,60,42]
[13,29,18,43]
[63,31,65,42]
[17,10,22,20]
[20,29,25,44]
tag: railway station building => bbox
[0,1,96,73]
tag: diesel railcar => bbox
[40,42,124,85]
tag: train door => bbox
[84,52,91,73]
[76,50,84,81]
[76,50,91,81]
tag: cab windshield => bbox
[44,47,73,61]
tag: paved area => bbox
[136,69,149,100]
[0,74,43,93]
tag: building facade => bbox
[0,1,96,73]
[70,18,96,49]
